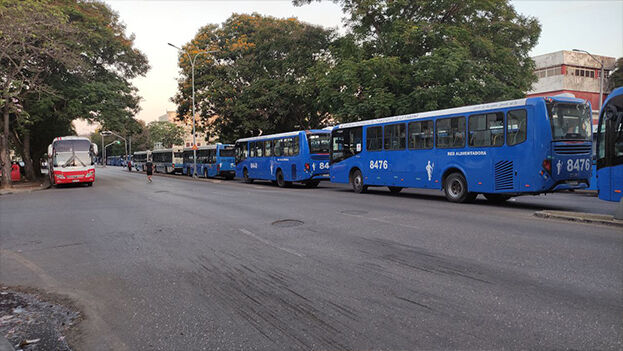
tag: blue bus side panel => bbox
[598,165,623,202]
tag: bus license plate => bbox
[566,180,579,186]
[72,179,80,183]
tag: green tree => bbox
[172,13,334,141]
[147,121,183,149]
[1,0,149,185]
[608,57,623,91]
[295,0,541,123]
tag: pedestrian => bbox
[145,158,153,183]
[127,159,132,172]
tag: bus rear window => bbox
[219,148,234,157]
[308,133,330,154]
[547,102,591,141]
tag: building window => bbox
[186,143,190,147]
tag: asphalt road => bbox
[1,167,621,350]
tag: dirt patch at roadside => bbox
[0,286,81,351]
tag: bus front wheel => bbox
[351,169,367,193]
[444,173,476,203]
[243,168,253,184]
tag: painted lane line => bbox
[238,228,304,257]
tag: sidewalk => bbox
[0,178,50,196]
[534,210,623,228]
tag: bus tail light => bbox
[217,164,220,172]
[305,163,310,171]
[542,159,551,174]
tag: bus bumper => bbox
[54,170,95,184]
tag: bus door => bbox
[597,89,623,201]
[383,123,408,186]
[503,109,530,192]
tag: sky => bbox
[83,0,623,132]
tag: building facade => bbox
[157,111,212,148]
[527,50,616,125]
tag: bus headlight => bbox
[85,171,94,178]
[56,174,66,179]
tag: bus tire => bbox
[276,169,291,188]
[388,186,403,194]
[444,172,475,203]
[484,193,512,203]
[351,169,367,193]
[86,182,93,187]
[225,174,235,180]
[243,168,253,184]
[304,180,320,188]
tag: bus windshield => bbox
[53,140,92,167]
[547,102,592,141]
[308,133,330,154]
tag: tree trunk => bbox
[21,130,36,181]
[1,107,12,189]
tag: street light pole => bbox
[168,43,218,178]
[101,134,105,167]
[573,49,605,111]
[103,130,128,165]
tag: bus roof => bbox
[333,96,587,130]
[51,136,90,143]
[236,129,330,143]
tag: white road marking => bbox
[238,228,304,257]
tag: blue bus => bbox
[596,86,623,202]
[235,130,331,188]
[106,155,124,166]
[330,96,593,202]
[182,144,236,179]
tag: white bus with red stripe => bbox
[47,136,98,186]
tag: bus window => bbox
[274,139,284,157]
[436,117,465,148]
[255,142,264,157]
[219,147,235,158]
[507,109,527,146]
[408,120,433,149]
[331,127,362,163]
[264,140,273,157]
[547,102,591,140]
[282,138,292,156]
[249,142,256,157]
[292,136,299,156]
[468,112,504,147]
[384,123,406,150]
[235,142,248,163]
[308,133,330,154]
[366,126,382,151]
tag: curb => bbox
[534,210,623,228]
[0,180,50,196]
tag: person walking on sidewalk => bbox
[145,158,154,183]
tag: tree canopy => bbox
[172,13,334,141]
[0,0,149,185]
[147,121,184,149]
[295,0,541,122]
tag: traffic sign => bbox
[192,145,198,150]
